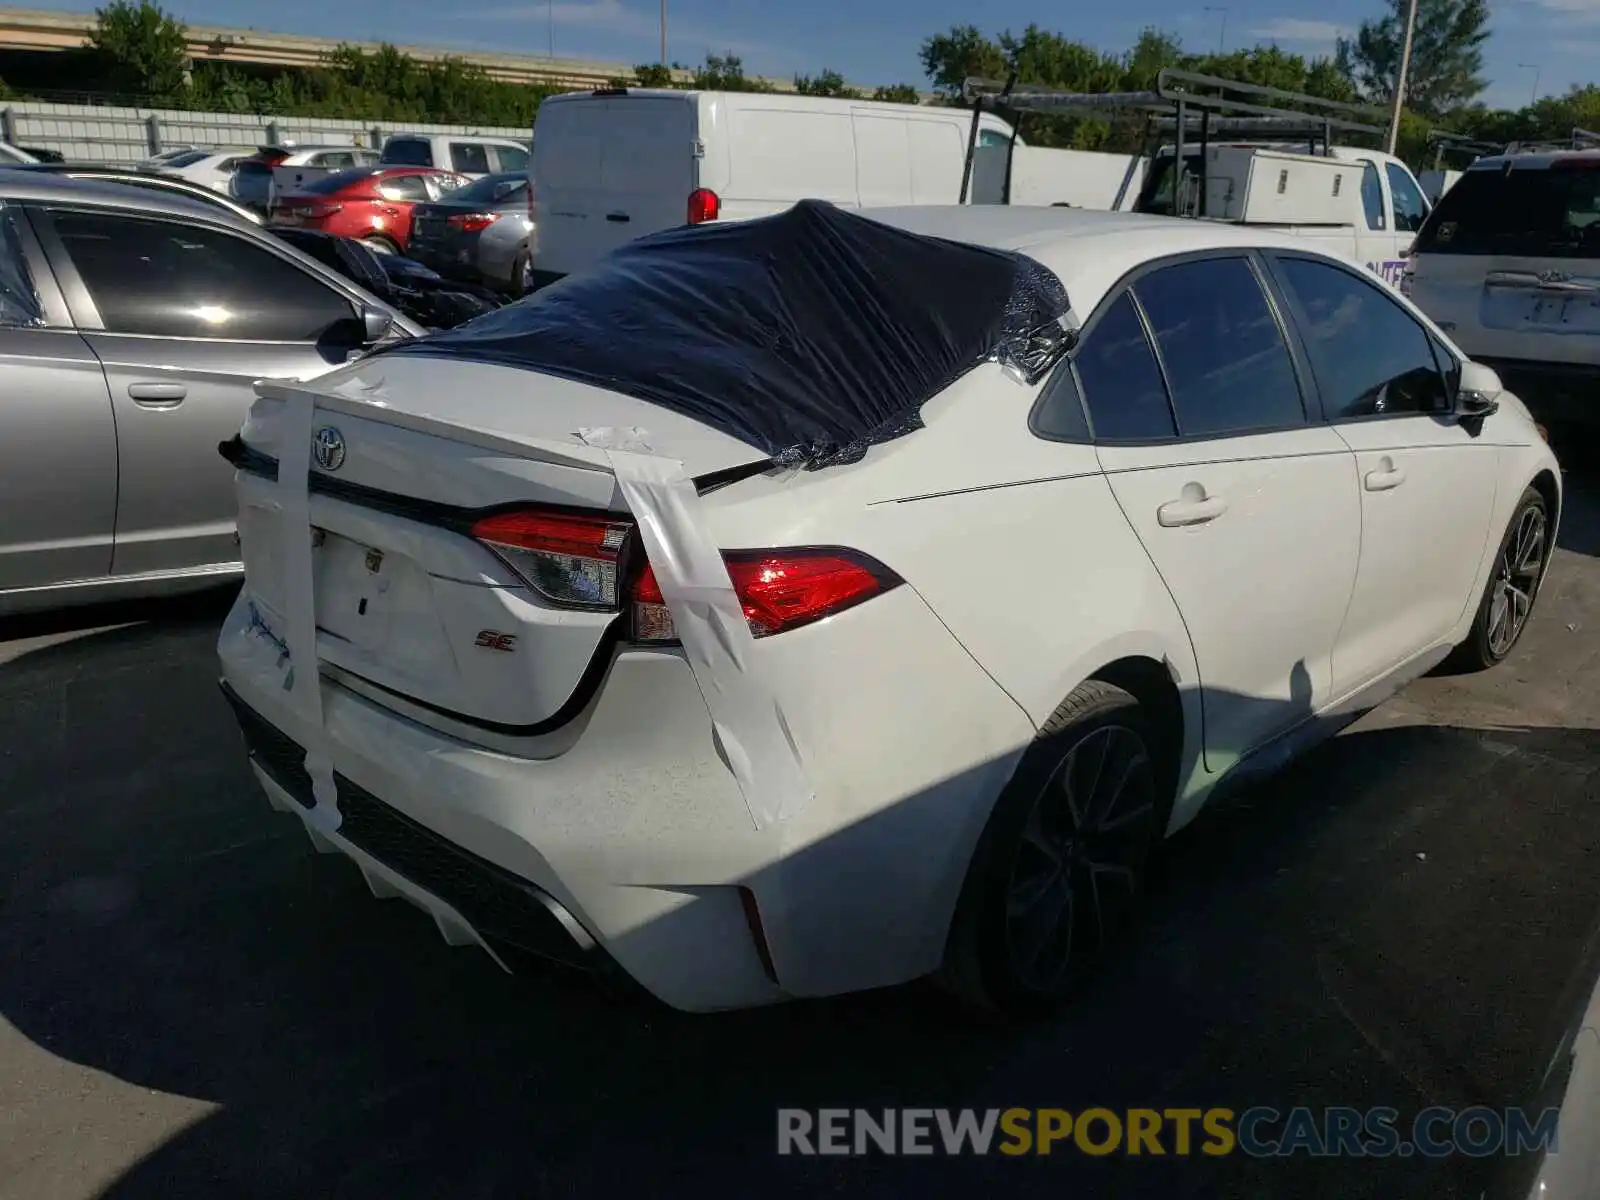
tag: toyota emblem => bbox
[312,426,346,472]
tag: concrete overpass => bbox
[0,4,798,91]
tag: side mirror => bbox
[1454,359,1502,419]
[361,303,395,344]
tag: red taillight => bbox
[631,548,900,641]
[471,509,631,608]
[687,187,720,224]
[448,211,500,232]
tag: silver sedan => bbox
[0,174,422,615]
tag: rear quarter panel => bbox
[697,363,1204,816]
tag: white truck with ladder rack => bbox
[960,70,1434,289]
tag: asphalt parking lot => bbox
[3,445,1600,1200]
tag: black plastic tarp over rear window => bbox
[1417,161,1600,258]
[378,199,1071,468]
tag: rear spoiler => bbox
[251,378,625,473]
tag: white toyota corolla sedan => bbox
[217,201,1560,1015]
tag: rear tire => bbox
[510,245,534,297]
[1443,486,1550,673]
[938,681,1170,1017]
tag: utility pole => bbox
[546,0,553,57]
[1203,5,1229,53]
[1385,0,1421,155]
[660,0,667,65]
[1519,62,1541,107]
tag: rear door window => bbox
[491,144,529,173]
[1417,162,1600,258]
[0,202,41,325]
[382,138,434,167]
[1133,256,1305,436]
[47,210,355,341]
[1075,292,1176,440]
[450,142,492,175]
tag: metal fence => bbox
[0,99,529,163]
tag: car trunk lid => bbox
[232,356,771,734]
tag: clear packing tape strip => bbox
[279,389,342,834]
[577,426,814,831]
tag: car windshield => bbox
[160,150,210,168]
[1418,161,1600,258]
[302,168,383,195]
[447,173,527,204]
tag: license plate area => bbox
[1483,276,1600,334]
[312,528,438,661]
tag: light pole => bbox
[1384,0,1420,155]
[1203,5,1229,53]
[546,0,553,57]
[1519,62,1541,107]
[660,0,667,65]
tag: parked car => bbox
[0,161,265,223]
[529,86,1015,286]
[268,227,504,328]
[407,170,535,295]
[216,202,1559,1015]
[230,145,380,215]
[18,146,64,163]
[136,145,200,168]
[1407,148,1600,426]
[379,132,529,178]
[0,174,422,615]
[268,166,469,255]
[149,145,258,193]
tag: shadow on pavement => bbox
[1,596,1598,1198]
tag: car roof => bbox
[1466,148,1600,171]
[859,205,1338,312]
[0,170,259,227]
[386,132,525,144]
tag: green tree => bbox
[692,53,773,92]
[871,83,922,104]
[795,68,861,99]
[919,24,1007,101]
[88,0,190,100]
[629,63,680,88]
[1335,0,1489,115]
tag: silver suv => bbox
[1408,149,1600,424]
[0,174,421,615]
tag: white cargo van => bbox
[530,87,1015,284]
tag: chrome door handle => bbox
[1156,494,1229,527]
[127,382,187,407]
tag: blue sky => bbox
[27,0,1600,110]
